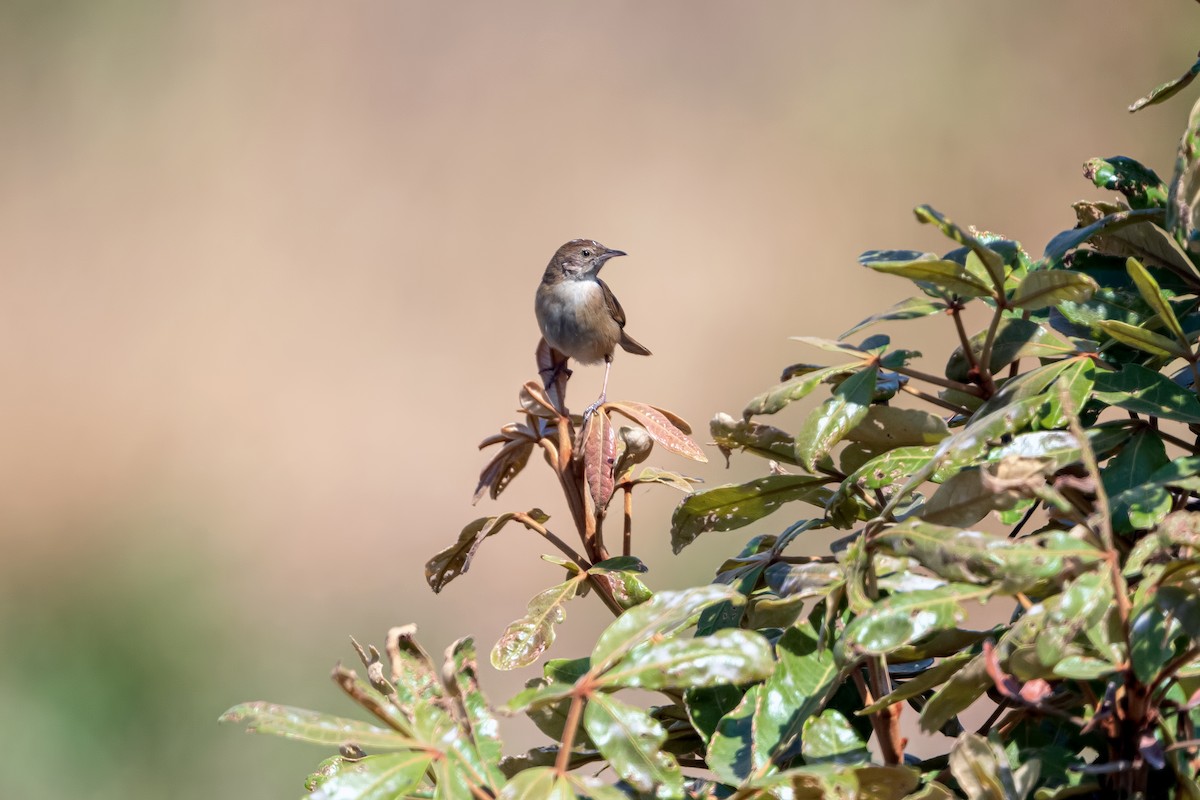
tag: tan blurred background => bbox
[0,1,1197,796]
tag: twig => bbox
[555,693,585,775]
[622,487,633,557]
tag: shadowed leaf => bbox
[1094,363,1200,422]
[914,205,1006,290]
[426,510,547,592]
[841,295,948,339]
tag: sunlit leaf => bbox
[1096,319,1190,358]
[861,252,994,297]
[219,703,417,750]
[743,363,857,418]
[797,366,878,470]
[840,295,948,339]
[591,585,741,670]
[1127,257,1187,343]
[582,410,617,510]
[1094,363,1200,422]
[583,693,682,799]
[497,767,575,800]
[1130,55,1200,112]
[306,752,433,800]
[913,206,1006,290]
[606,401,707,462]
[670,475,832,553]
[1084,156,1168,210]
[492,575,587,670]
[1009,269,1097,310]
[843,583,991,656]
[598,629,774,690]
[802,710,868,765]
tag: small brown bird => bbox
[535,239,651,416]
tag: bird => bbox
[535,239,651,418]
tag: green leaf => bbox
[706,684,760,784]
[589,559,653,611]
[710,412,803,466]
[843,583,991,656]
[1009,269,1097,310]
[946,318,1077,382]
[218,703,418,749]
[1127,257,1187,343]
[1043,207,1165,265]
[598,629,774,690]
[920,468,1019,528]
[1168,94,1200,252]
[497,767,575,800]
[306,752,433,800]
[949,734,1018,800]
[1095,319,1189,359]
[445,638,505,789]
[1130,55,1200,112]
[1104,429,1171,532]
[801,710,868,766]
[749,763,920,799]
[754,621,839,770]
[591,585,741,671]
[914,206,1006,290]
[797,366,878,470]
[743,364,857,418]
[840,296,948,339]
[843,406,949,448]
[861,252,994,297]
[583,693,682,799]
[506,681,575,715]
[670,475,832,553]
[1094,363,1200,422]
[873,521,1101,596]
[684,684,744,746]
[427,510,546,592]
[859,653,974,714]
[492,574,586,670]
[1130,603,1176,685]
[1084,156,1168,210]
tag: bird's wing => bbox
[597,278,627,328]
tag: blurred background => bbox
[1,1,1197,796]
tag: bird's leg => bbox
[582,355,613,422]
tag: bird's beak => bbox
[601,249,627,262]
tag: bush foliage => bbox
[222,53,1200,800]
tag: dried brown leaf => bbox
[520,381,561,419]
[536,338,569,410]
[473,439,534,503]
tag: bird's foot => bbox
[582,395,607,424]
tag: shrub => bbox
[222,53,1200,800]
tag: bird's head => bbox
[551,239,627,279]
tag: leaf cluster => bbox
[222,49,1200,800]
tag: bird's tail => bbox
[619,331,652,356]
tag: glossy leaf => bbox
[843,405,949,448]
[754,622,839,770]
[914,205,1006,290]
[582,410,617,510]
[843,583,990,656]
[796,366,878,471]
[1010,269,1097,310]
[1084,156,1168,209]
[605,401,707,462]
[219,703,417,750]
[840,295,948,339]
[946,318,1076,382]
[1127,256,1187,342]
[749,763,920,799]
[599,629,774,690]
[710,412,803,466]
[306,752,433,800]
[743,363,856,418]
[445,638,505,789]
[491,574,586,670]
[1094,363,1200,422]
[802,710,868,765]
[583,693,682,799]
[497,768,575,800]
[706,684,760,784]
[670,475,832,553]
[591,585,740,670]
[862,253,994,297]
[1043,207,1164,265]
[1096,319,1189,358]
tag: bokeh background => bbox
[1,1,1198,796]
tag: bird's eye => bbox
[581,249,591,257]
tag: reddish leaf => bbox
[520,381,561,419]
[606,401,707,462]
[536,338,569,410]
[583,410,617,510]
[473,439,534,503]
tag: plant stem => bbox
[890,363,983,396]
[975,304,1004,397]
[555,692,585,775]
[622,487,633,557]
[899,383,972,415]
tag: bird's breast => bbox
[535,279,619,364]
